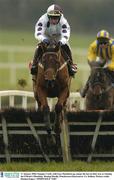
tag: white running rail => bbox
[0,90,85,110]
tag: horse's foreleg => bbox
[37,88,52,134]
[54,87,69,134]
[37,88,56,148]
[55,87,69,114]
[32,75,41,111]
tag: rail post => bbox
[60,111,71,162]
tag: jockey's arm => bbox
[87,40,97,63]
[59,15,70,45]
[34,14,48,42]
[107,44,114,71]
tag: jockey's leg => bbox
[80,76,90,98]
[61,44,77,76]
[31,44,42,75]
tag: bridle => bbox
[38,51,67,72]
[89,69,112,95]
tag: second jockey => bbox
[31,4,77,77]
[80,29,114,98]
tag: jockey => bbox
[81,29,114,98]
[31,4,77,77]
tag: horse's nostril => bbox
[52,79,55,83]
[45,79,55,88]
[45,78,55,82]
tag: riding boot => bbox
[31,44,42,75]
[61,44,77,76]
[80,76,90,98]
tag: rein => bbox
[57,62,67,71]
[57,48,67,71]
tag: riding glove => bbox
[43,39,50,45]
[58,41,63,46]
[59,37,67,45]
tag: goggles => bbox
[48,16,60,19]
[97,38,109,45]
[99,41,109,45]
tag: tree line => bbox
[0,0,114,34]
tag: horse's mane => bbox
[41,41,61,53]
[46,48,57,52]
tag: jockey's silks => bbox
[46,23,61,37]
[87,39,114,71]
[96,42,112,60]
[35,13,70,43]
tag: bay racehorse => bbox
[33,41,71,138]
[85,61,114,110]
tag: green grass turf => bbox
[0,160,114,171]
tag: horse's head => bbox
[41,42,62,88]
[89,67,111,96]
